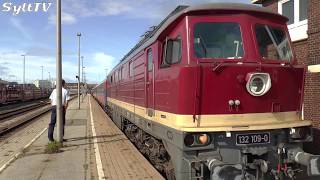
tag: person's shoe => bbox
[62,138,67,142]
[48,139,55,143]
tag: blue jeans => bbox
[48,106,66,141]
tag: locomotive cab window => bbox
[194,22,244,59]
[255,25,293,61]
[161,36,182,68]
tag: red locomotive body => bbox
[94,3,320,180]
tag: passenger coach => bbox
[93,3,320,180]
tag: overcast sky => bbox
[0,0,251,84]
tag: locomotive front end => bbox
[169,5,320,180]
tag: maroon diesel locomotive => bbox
[93,3,320,180]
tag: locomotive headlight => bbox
[246,73,271,96]
[184,133,211,147]
[289,127,312,141]
[196,134,209,145]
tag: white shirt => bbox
[49,88,70,106]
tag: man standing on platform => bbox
[48,79,70,142]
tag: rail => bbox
[0,95,77,135]
[0,101,49,120]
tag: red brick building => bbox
[252,0,320,127]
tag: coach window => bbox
[147,49,153,71]
[161,36,182,68]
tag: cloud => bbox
[10,18,32,40]
[46,0,251,26]
[0,63,10,77]
[48,12,77,25]
[93,52,116,66]
[25,46,75,57]
[88,53,116,73]
[61,0,251,22]
[83,52,117,83]
[63,0,132,17]
[0,48,74,83]
[0,48,117,84]
[90,1,133,16]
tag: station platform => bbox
[0,95,163,180]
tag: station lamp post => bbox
[77,33,81,109]
[40,66,44,89]
[48,71,51,88]
[81,56,86,102]
[56,0,63,143]
[21,54,26,90]
[81,56,84,84]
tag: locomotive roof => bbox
[112,3,286,71]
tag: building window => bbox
[278,0,309,41]
[299,0,308,21]
[282,0,294,25]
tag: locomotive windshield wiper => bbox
[195,36,207,57]
[264,25,292,61]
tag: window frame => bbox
[278,0,308,41]
[254,23,294,62]
[120,67,124,81]
[147,48,153,72]
[281,0,295,25]
[129,61,134,77]
[189,15,250,63]
[160,35,182,68]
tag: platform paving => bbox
[89,96,164,180]
[0,95,164,180]
[0,97,91,180]
[0,106,50,173]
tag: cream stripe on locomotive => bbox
[108,97,311,132]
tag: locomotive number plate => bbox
[236,132,270,145]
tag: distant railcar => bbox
[6,84,22,103]
[0,83,51,105]
[92,80,107,107]
[0,84,6,104]
[94,3,320,180]
[22,84,34,101]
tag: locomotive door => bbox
[146,48,155,117]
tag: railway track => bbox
[0,101,49,120]
[0,95,76,135]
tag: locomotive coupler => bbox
[207,158,255,180]
[287,148,320,176]
[271,145,320,179]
